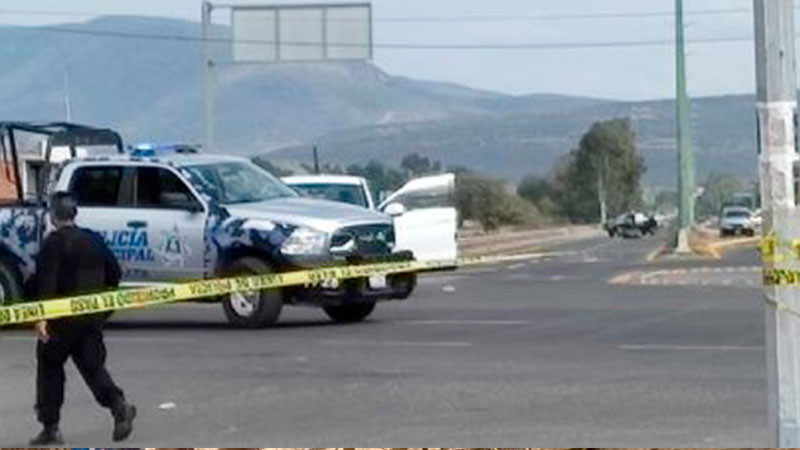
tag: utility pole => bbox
[202,1,216,152]
[62,69,72,122]
[754,0,798,445]
[675,0,696,252]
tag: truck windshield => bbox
[288,183,368,208]
[724,211,750,219]
[184,161,297,204]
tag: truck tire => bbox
[392,273,417,300]
[324,301,376,323]
[222,257,283,328]
[0,260,23,306]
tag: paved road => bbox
[0,234,767,447]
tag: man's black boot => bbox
[111,402,136,442]
[29,426,64,445]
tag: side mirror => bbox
[186,202,204,214]
[160,192,203,213]
[384,202,406,216]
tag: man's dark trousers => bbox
[34,226,126,429]
[36,322,124,427]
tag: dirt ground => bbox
[458,225,602,257]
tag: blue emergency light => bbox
[130,143,199,157]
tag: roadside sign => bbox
[231,3,372,63]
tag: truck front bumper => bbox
[282,251,417,306]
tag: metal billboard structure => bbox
[201,2,373,151]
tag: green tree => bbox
[517,174,560,216]
[401,153,442,177]
[456,172,543,231]
[346,161,407,198]
[695,172,750,219]
[557,118,645,223]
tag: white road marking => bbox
[620,344,762,352]
[503,274,533,281]
[319,339,472,348]
[403,320,530,325]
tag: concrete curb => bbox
[702,236,760,259]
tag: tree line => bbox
[256,117,649,231]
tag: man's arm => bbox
[35,236,60,299]
[92,232,121,287]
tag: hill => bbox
[0,16,757,187]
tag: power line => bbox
[0,6,793,24]
[14,24,760,50]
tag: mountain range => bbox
[0,16,758,187]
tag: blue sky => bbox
[0,0,766,100]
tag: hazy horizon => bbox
[0,0,773,100]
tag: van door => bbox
[379,173,458,262]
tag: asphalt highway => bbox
[0,234,766,447]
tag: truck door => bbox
[70,164,206,283]
[70,165,144,281]
[128,166,207,282]
[379,173,458,262]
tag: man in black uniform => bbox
[30,192,136,445]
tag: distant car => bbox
[284,173,458,262]
[282,175,375,209]
[605,212,658,238]
[719,206,755,237]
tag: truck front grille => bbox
[330,224,394,257]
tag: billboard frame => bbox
[202,2,373,151]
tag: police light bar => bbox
[130,143,200,157]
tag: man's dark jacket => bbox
[35,226,121,329]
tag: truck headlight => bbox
[281,227,327,255]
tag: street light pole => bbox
[754,0,798,445]
[202,1,216,152]
[675,0,696,252]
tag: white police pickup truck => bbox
[0,124,415,327]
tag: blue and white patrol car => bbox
[0,125,415,327]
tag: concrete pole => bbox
[202,1,216,152]
[754,0,798,445]
[675,0,696,252]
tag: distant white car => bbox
[284,173,458,262]
[719,206,756,237]
[282,174,375,209]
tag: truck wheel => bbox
[222,257,282,328]
[392,273,417,299]
[324,301,376,323]
[0,260,22,306]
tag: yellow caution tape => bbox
[0,253,545,327]
[763,268,800,286]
